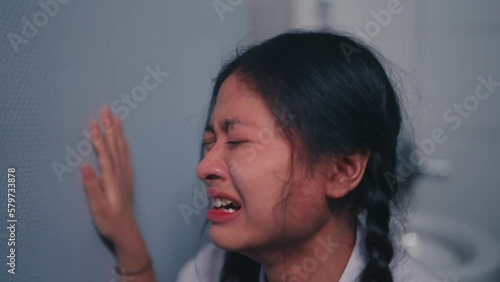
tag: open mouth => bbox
[206,188,243,222]
[211,198,242,213]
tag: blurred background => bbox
[1,0,499,281]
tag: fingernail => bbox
[101,105,109,115]
[101,118,113,133]
[81,163,92,180]
[90,118,98,128]
[90,128,100,141]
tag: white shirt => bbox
[176,224,442,282]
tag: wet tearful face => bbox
[197,74,331,255]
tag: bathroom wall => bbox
[406,0,500,240]
[0,1,246,281]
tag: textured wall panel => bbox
[0,1,246,281]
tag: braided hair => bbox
[201,30,404,282]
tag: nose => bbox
[196,148,229,186]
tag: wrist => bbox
[115,254,153,279]
[109,214,154,278]
[112,215,142,250]
[115,232,151,278]
[113,219,149,264]
[115,228,147,257]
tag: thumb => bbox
[80,164,106,213]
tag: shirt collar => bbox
[258,223,366,282]
[338,223,366,282]
[259,265,265,282]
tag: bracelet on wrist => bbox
[115,256,152,278]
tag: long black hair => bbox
[200,30,405,282]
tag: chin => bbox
[209,224,247,251]
[209,225,273,259]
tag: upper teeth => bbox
[212,198,233,208]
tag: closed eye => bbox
[202,141,215,151]
[225,141,247,148]
[201,141,246,150]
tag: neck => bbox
[256,215,357,282]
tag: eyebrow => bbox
[204,118,255,133]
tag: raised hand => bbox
[80,106,156,281]
[80,106,135,243]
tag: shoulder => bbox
[342,244,443,282]
[176,242,226,282]
[341,223,443,282]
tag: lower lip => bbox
[207,207,242,223]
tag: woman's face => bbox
[197,74,332,256]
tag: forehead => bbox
[206,74,272,131]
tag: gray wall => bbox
[0,0,246,281]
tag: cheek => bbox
[227,160,244,176]
[229,140,297,220]
[229,141,291,194]
[233,170,285,219]
[281,180,330,231]
[230,163,289,225]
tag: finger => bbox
[80,164,107,214]
[100,106,120,175]
[114,116,126,169]
[89,118,115,185]
[121,137,134,194]
[114,117,130,176]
